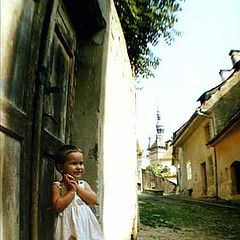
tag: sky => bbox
[136,0,240,150]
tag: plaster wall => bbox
[181,120,216,198]
[72,0,137,239]
[101,2,137,239]
[215,122,240,200]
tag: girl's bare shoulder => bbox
[80,180,94,191]
[52,181,63,188]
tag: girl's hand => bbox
[76,181,97,205]
[63,174,77,192]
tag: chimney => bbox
[219,69,232,81]
[229,50,240,70]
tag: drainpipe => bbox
[213,147,218,199]
[196,108,218,198]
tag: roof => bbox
[208,109,240,146]
[171,110,200,145]
[148,139,165,151]
[160,146,173,160]
[197,79,228,105]
[173,67,240,146]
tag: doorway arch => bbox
[231,161,240,194]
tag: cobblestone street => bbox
[137,193,240,240]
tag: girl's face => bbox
[62,151,84,181]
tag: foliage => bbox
[114,0,184,79]
[146,161,170,176]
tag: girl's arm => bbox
[52,183,75,212]
[76,181,97,205]
[52,176,76,212]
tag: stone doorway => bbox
[231,161,240,194]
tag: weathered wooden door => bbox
[31,1,77,239]
[0,1,35,239]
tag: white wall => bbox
[100,1,137,239]
[72,0,138,238]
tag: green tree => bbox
[146,162,170,177]
[114,0,184,79]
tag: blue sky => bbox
[136,0,240,149]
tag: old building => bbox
[172,50,240,200]
[148,111,176,182]
[0,0,137,239]
[148,110,166,162]
[209,109,240,200]
[160,145,177,185]
[172,110,216,197]
[205,50,240,200]
[139,111,176,194]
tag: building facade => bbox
[172,50,240,200]
[139,111,176,193]
[209,110,240,200]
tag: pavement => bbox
[138,192,240,240]
[138,192,240,210]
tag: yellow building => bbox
[173,50,240,200]
[160,146,177,184]
[172,112,216,197]
[209,110,240,200]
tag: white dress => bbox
[53,181,103,240]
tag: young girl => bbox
[52,144,103,240]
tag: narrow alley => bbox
[138,193,240,240]
[1,0,239,239]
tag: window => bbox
[204,122,211,142]
[208,156,214,177]
[186,161,192,180]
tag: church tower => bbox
[156,109,165,149]
[148,109,166,162]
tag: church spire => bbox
[155,109,165,149]
[156,109,164,136]
[147,108,167,162]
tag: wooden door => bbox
[201,162,207,195]
[1,0,78,239]
[31,1,77,239]
[0,2,34,239]
[0,101,32,240]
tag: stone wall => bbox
[142,170,176,194]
